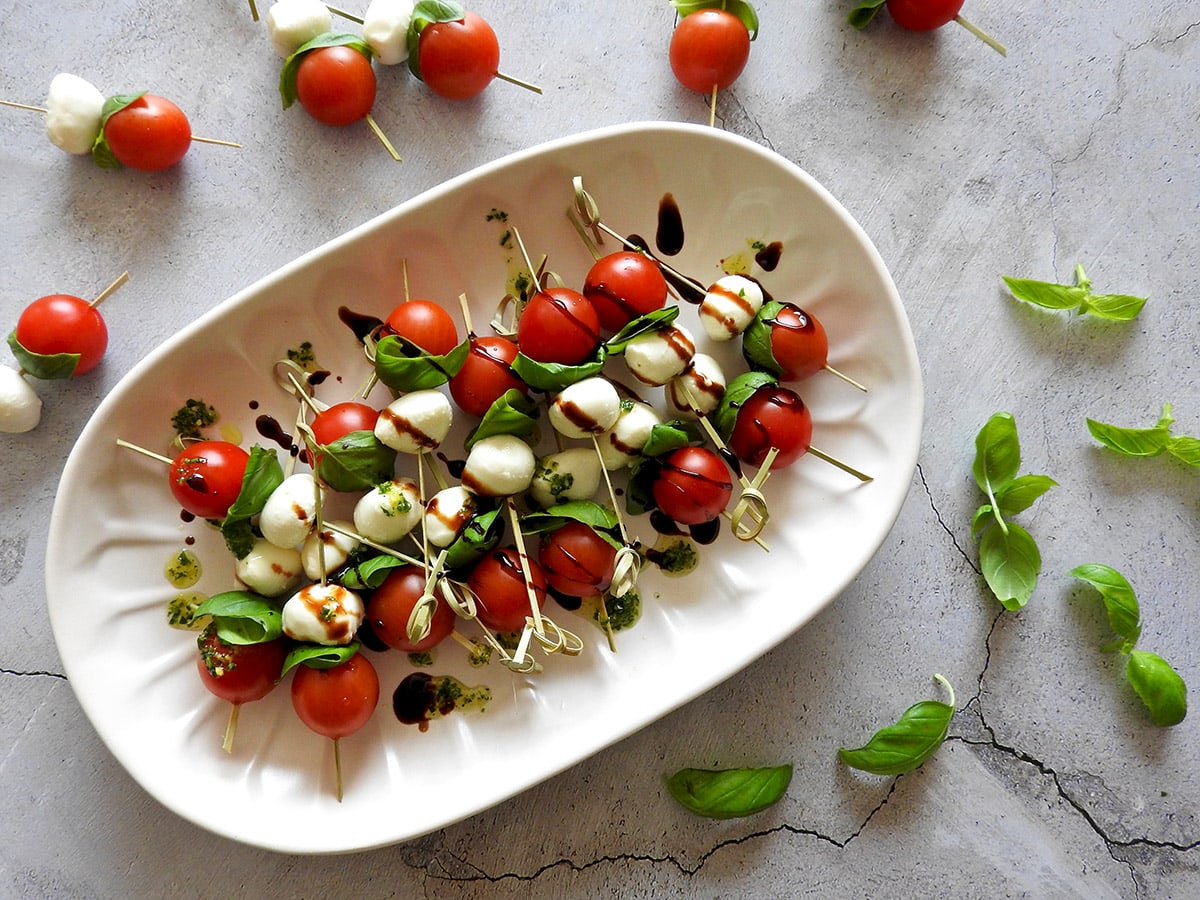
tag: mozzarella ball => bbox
[259,473,324,549]
[353,478,422,544]
[0,366,42,433]
[666,353,727,418]
[265,0,332,58]
[363,0,415,65]
[234,538,305,598]
[598,401,661,470]
[700,274,765,341]
[549,377,621,439]
[281,583,364,645]
[301,520,359,581]
[462,434,536,497]
[423,485,476,548]
[375,389,453,454]
[44,73,105,155]
[623,324,695,386]
[529,448,602,508]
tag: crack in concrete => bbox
[0,668,66,680]
[915,463,979,575]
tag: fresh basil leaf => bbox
[90,92,145,169]
[464,388,539,450]
[1084,293,1148,321]
[280,34,371,109]
[194,591,283,645]
[713,370,777,442]
[315,429,397,492]
[605,307,680,354]
[336,553,408,590]
[521,500,619,535]
[847,0,887,29]
[281,642,361,677]
[407,1,466,80]
[444,507,505,571]
[1086,403,1173,457]
[1001,276,1087,311]
[740,300,787,376]
[838,675,955,776]
[665,764,792,819]
[972,412,1021,501]
[374,335,469,393]
[1166,435,1200,466]
[1125,650,1187,727]
[979,521,1040,610]
[671,2,758,38]
[642,419,701,458]
[6,330,80,379]
[992,473,1056,518]
[624,456,659,516]
[512,348,607,392]
[221,445,285,559]
[970,504,995,540]
[1070,563,1142,648]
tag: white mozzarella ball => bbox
[700,274,765,341]
[666,353,727,418]
[281,583,364,645]
[623,324,695,386]
[259,473,324,549]
[265,0,332,58]
[234,538,305,598]
[529,448,602,508]
[353,478,422,544]
[423,485,476,548]
[549,377,622,439]
[0,366,42,433]
[301,520,359,580]
[375,390,453,454]
[598,401,661,470]
[462,434,536,497]
[363,0,414,64]
[44,73,105,155]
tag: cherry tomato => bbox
[382,299,459,355]
[169,440,250,519]
[291,652,380,740]
[366,564,456,652]
[466,546,547,633]
[416,11,501,100]
[728,384,813,470]
[311,401,380,446]
[651,446,733,525]
[538,521,618,598]
[759,303,829,381]
[449,335,526,417]
[516,287,601,366]
[669,9,751,94]
[102,94,192,171]
[886,0,964,30]
[195,625,288,705]
[14,294,108,376]
[583,251,669,333]
[295,45,377,126]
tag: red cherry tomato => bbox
[14,294,108,375]
[311,401,380,446]
[669,9,751,94]
[466,546,547,633]
[538,521,618,598]
[416,11,501,100]
[295,45,377,126]
[516,287,601,366]
[583,251,669,333]
[728,384,813,470]
[886,0,965,30]
[763,304,829,381]
[652,446,734,525]
[291,652,380,740]
[102,94,192,171]
[169,440,250,519]
[195,625,288,705]
[366,564,456,652]
[449,335,526,416]
[382,299,459,355]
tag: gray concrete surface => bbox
[2,1,1197,897]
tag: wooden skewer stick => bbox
[365,114,402,162]
[2,99,241,148]
[326,5,363,24]
[495,71,543,95]
[90,271,129,307]
[824,363,868,393]
[807,445,873,483]
[708,83,718,129]
[332,737,344,803]
[247,0,259,22]
[955,15,1006,56]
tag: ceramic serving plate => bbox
[46,121,922,853]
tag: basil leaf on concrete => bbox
[979,521,1040,611]
[1069,563,1142,649]
[1126,650,1187,727]
[665,764,792,819]
[839,675,956,776]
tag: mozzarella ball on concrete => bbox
[353,478,422,544]
[301,520,359,581]
[44,73,105,155]
[461,434,536,497]
[282,583,364,645]
[363,0,414,64]
[0,366,42,433]
[623,324,695,386]
[666,353,726,418]
[598,401,661,470]
[549,377,621,439]
[699,274,765,342]
[234,538,305,598]
[423,485,477,547]
[375,389,453,454]
[266,0,332,58]
[529,448,603,508]
[259,473,324,549]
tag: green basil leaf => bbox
[992,473,1056,518]
[194,591,283,645]
[972,412,1021,499]
[512,348,607,393]
[665,764,792,819]
[740,300,787,375]
[315,429,397,492]
[374,335,469,393]
[1086,403,1173,457]
[1084,293,1148,321]
[444,507,505,572]
[847,0,887,29]
[281,642,361,677]
[221,445,285,559]
[624,456,659,516]
[671,2,758,38]
[464,388,539,450]
[1069,563,1142,647]
[1001,276,1088,311]
[970,504,996,540]
[90,92,144,169]
[838,675,955,776]
[713,370,777,442]
[1166,435,1200,467]
[1125,650,1187,727]
[280,33,371,109]
[979,521,1040,610]
[642,419,701,458]
[407,1,465,80]
[521,500,619,535]
[336,553,409,590]
[6,330,80,379]
[605,307,680,354]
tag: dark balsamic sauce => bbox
[755,241,783,272]
[338,306,384,342]
[656,193,685,256]
[255,414,293,451]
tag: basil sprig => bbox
[464,388,539,450]
[671,0,759,39]
[665,764,791,819]
[604,307,680,354]
[6,330,81,379]
[220,445,285,559]
[280,34,372,109]
[407,1,466,82]
[838,674,956,776]
[1071,564,1187,726]
[512,348,607,393]
[374,334,469,393]
[315,429,397,492]
[193,591,283,645]
[970,413,1056,610]
[90,93,144,169]
[1086,403,1200,467]
[520,500,620,538]
[1002,263,1147,321]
